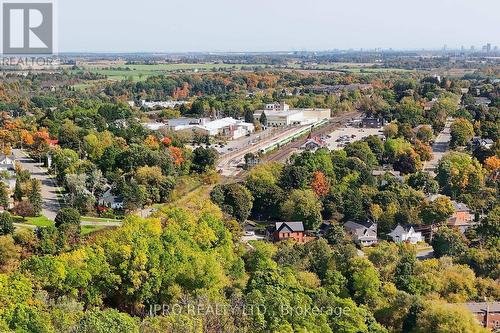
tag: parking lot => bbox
[324,126,385,150]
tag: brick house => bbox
[464,302,500,330]
[273,222,305,243]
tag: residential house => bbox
[474,97,492,107]
[448,200,475,233]
[343,220,378,247]
[372,170,404,185]
[424,98,438,112]
[463,302,500,330]
[97,187,124,210]
[472,137,495,150]
[302,137,326,151]
[388,225,423,244]
[273,222,305,243]
[0,154,15,172]
[425,195,475,234]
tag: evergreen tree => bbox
[0,212,14,235]
[0,183,9,209]
[259,112,268,127]
[13,179,23,202]
[28,179,42,216]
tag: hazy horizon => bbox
[58,0,500,53]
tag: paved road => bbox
[416,248,434,260]
[12,149,61,221]
[423,118,453,173]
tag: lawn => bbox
[13,215,53,227]
[81,225,107,235]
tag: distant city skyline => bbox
[58,0,500,53]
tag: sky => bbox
[58,0,500,53]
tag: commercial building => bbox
[144,117,255,140]
[140,100,189,109]
[253,102,331,127]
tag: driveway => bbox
[12,149,61,221]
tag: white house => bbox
[388,225,423,244]
[98,187,124,210]
[0,154,15,171]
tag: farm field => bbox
[70,63,270,81]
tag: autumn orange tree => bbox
[310,171,330,198]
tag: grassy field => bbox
[81,225,107,235]
[70,63,269,81]
[13,215,53,227]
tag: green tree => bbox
[346,257,381,307]
[0,235,20,272]
[0,182,9,209]
[54,208,81,246]
[407,172,439,194]
[432,227,468,258]
[412,300,489,333]
[281,189,322,230]
[476,207,500,246]
[345,141,378,167]
[244,108,254,123]
[13,178,23,202]
[191,147,218,173]
[27,179,42,216]
[437,152,484,198]
[0,212,14,236]
[416,125,434,144]
[76,309,139,333]
[245,163,285,220]
[450,118,474,147]
[210,183,254,222]
[420,196,455,225]
[383,123,399,139]
[259,112,268,127]
[393,151,421,175]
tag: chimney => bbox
[485,303,489,328]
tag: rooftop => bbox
[275,222,305,233]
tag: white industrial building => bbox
[253,102,331,127]
[141,100,189,109]
[144,117,254,140]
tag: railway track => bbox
[263,111,361,162]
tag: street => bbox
[12,149,61,221]
[424,118,453,173]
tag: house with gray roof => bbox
[273,222,306,243]
[344,220,378,247]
